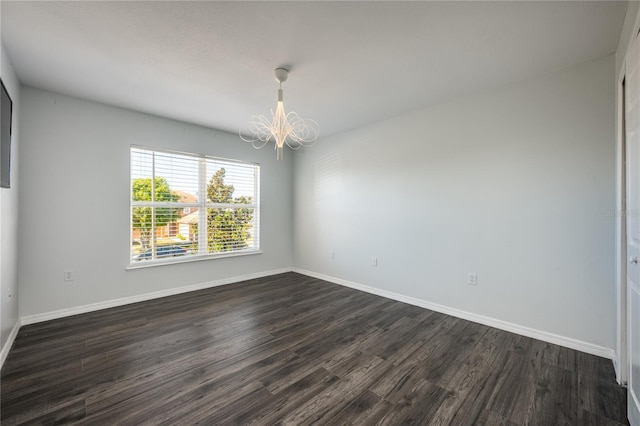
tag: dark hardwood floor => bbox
[1,272,628,425]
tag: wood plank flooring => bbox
[1,272,628,425]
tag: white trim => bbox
[126,249,263,270]
[631,384,640,426]
[131,202,256,209]
[21,268,292,326]
[293,268,616,360]
[131,144,261,168]
[1,319,22,369]
[615,63,628,385]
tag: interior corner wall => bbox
[18,87,293,318]
[615,0,640,78]
[1,45,21,350]
[293,54,617,351]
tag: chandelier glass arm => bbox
[240,68,318,160]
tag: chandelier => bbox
[240,68,319,160]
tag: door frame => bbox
[615,68,627,385]
[617,11,640,388]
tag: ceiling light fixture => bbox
[240,67,319,160]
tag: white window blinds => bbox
[130,147,259,265]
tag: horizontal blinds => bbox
[205,158,255,205]
[131,147,259,263]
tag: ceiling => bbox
[0,1,629,138]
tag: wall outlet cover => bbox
[468,273,477,285]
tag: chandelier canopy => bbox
[240,68,319,160]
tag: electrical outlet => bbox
[331,251,335,260]
[468,273,477,286]
[372,257,378,267]
[64,269,74,282]
[7,288,12,299]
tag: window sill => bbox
[126,250,262,270]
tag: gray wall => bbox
[1,45,20,350]
[18,87,293,317]
[12,51,620,354]
[293,55,616,350]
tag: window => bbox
[130,147,259,265]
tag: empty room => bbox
[1,1,639,425]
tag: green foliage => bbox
[207,168,235,203]
[205,168,254,253]
[132,177,180,250]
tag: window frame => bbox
[128,145,261,269]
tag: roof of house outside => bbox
[171,190,198,204]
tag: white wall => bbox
[293,55,616,351]
[18,87,293,318]
[1,45,20,351]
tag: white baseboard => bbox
[292,268,616,360]
[1,319,22,369]
[16,266,616,361]
[612,354,626,385]
[21,267,293,326]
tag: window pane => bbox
[131,206,198,262]
[131,148,153,201]
[153,151,200,203]
[154,206,182,240]
[131,205,153,258]
[206,207,255,253]
[176,208,200,255]
[205,160,255,205]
